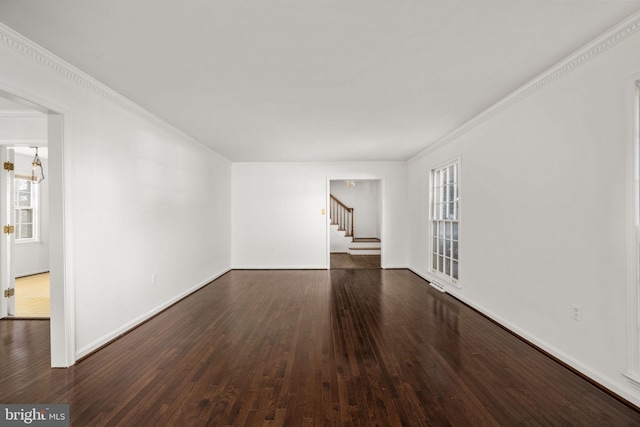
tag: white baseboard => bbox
[447,290,640,408]
[232,265,328,270]
[16,269,49,278]
[408,267,445,292]
[75,267,231,360]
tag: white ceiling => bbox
[0,0,639,162]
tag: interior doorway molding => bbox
[0,85,76,368]
[326,177,384,269]
[625,74,640,389]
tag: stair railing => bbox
[330,194,354,237]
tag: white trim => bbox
[326,177,331,269]
[409,267,446,292]
[48,110,75,368]
[623,372,640,391]
[15,269,48,278]
[448,288,640,407]
[0,23,229,164]
[326,176,385,270]
[428,156,461,288]
[0,84,75,367]
[0,112,47,119]
[410,11,640,162]
[76,268,231,360]
[232,265,328,270]
[626,75,640,384]
[379,178,386,269]
[233,161,407,167]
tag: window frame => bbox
[429,157,460,287]
[14,176,39,243]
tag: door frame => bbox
[0,87,76,367]
[625,75,640,387]
[0,147,15,318]
[326,177,384,269]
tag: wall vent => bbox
[428,280,445,292]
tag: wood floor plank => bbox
[2,269,640,425]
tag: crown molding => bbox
[0,23,230,163]
[409,10,640,163]
[0,112,47,119]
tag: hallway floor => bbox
[330,253,380,269]
[14,272,50,318]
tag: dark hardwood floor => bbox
[2,269,640,426]
[330,253,380,269]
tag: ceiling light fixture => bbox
[345,180,356,188]
[31,147,44,183]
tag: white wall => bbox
[232,163,408,269]
[0,115,47,145]
[330,179,380,238]
[0,25,232,360]
[408,21,640,405]
[13,152,49,277]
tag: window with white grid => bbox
[431,161,459,282]
[14,178,38,241]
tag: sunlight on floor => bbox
[14,272,50,318]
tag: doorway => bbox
[0,88,74,367]
[0,101,50,318]
[12,146,50,318]
[328,179,382,269]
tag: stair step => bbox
[347,246,381,255]
[352,237,380,242]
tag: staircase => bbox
[330,194,381,256]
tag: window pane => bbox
[17,209,32,223]
[17,193,30,208]
[17,180,29,192]
[430,161,459,282]
[19,224,32,239]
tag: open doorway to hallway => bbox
[329,179,381,269]
[0,98,50,319]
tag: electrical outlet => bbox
[571,304,582,321]
[151,273,157,285]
